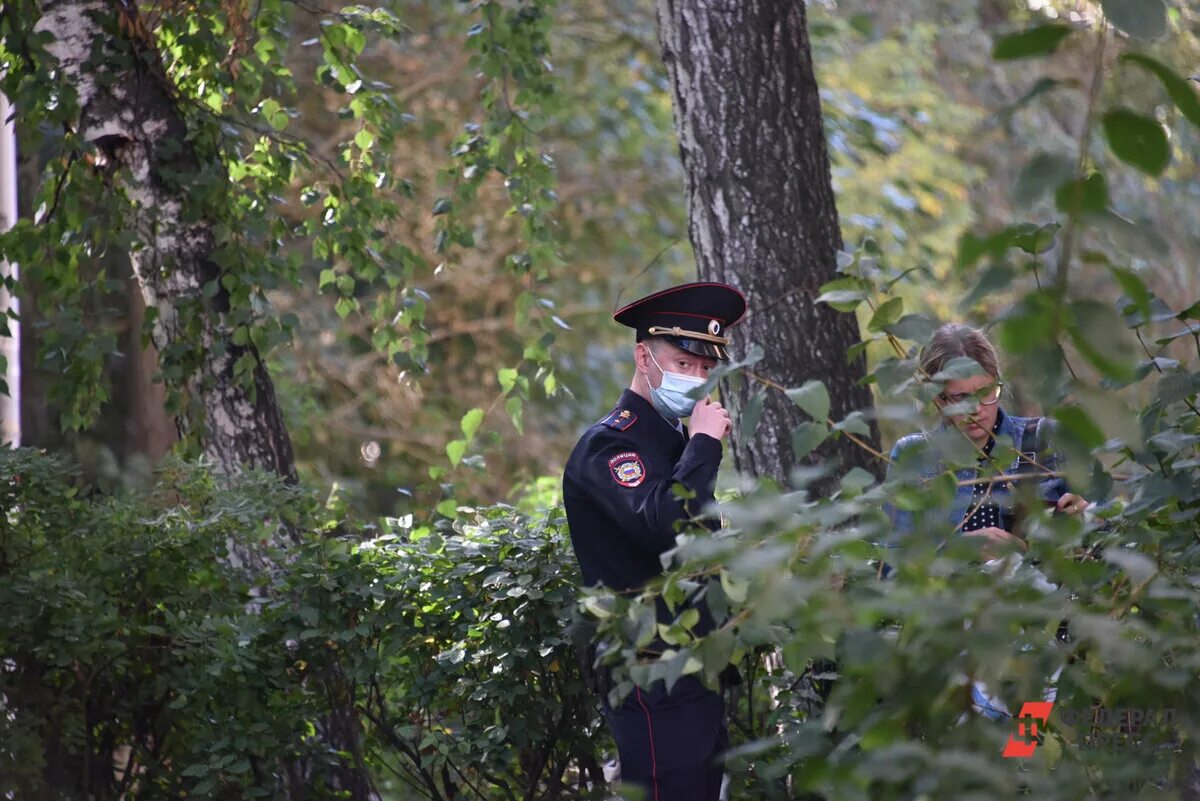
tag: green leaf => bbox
[833,411,871,437]
[1012,223,1061,254]
[1120,54,1200,129]
[1104,549,1157,583]
[997,77,1066,121]
[1055,172,1108,215]
[867,297,904,333]
[885,314,937,343]
[677,608,700,631]
[993,24,1073,60]
[791,422,829,460]
[354,128,375,150]
[1111,267,1152,325]
[1013,152,1076,205]
[697,627,736,682]
[786,380,830,422]
[1096,210,1169,259]
[1102,0,1166,40]
[435,499,458,518]
[460,408,484,439]
[959,223,1059,267]
[1054,406,1107,450]
[740,392,766,442]
[498,367,518,394]
[1068,300,1138,383]
[446,439,467,466]
[661,648,693,693]
[1101,110,1170,176]
[720,570,748,604]
[1117,293,1175,328]
[840,466,876,494]
[931,356,986,382]
[505,396,523,434]
[816,278,868,312]
[959,263,1015,310]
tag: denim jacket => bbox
[883,408,1070,542]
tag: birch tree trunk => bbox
[655,0,881,484]
[35,0,296,483]
[33,2,374,797]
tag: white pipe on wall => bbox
[0,88,20,447]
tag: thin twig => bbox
[1137,328,1200,418]
[1054,24,1107,301]
[612,237,683,313]
[745,370,890,462]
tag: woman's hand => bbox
[964,526,1026,560]
[1056,493,1089,516]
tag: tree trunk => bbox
[655,0,880,484]
[35,0,296,483]
[33,2,374,797]
[124,275,176,464]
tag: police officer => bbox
[562,282,746,800]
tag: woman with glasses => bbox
[882,323,1088,719]
[885,322,1089,560]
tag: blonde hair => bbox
[919,323,1001,380]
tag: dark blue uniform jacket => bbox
[563,389,722,595]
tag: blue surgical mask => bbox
[646,349,707,419]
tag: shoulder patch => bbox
[600,408,637,432]
[608,452,646,487]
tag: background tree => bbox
[3,0,1200,798]
[33,0,297,481]
[655,0,882,485]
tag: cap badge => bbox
[708,319,721,336]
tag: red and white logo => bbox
[1003,701,1054,758]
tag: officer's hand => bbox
[689,397,731,441]
[964,526,1026,560]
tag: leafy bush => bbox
[588,235,1200,799]
[0,450,606,800]
[304,506,609,800]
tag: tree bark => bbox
[32,2,375,798]
[655,0,881,484]
[124,275,176,463]
[35,0,296,483]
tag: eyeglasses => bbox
[938,382,1003,407]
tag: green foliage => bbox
[582,9,1200,798]
[1102,110,1171,176]
[4,2,1200,799]
[0,450,325,797]
[0,450,605,799]
[992,24,1074,60]
[1101,0,1167,41]
[353,506,607,799]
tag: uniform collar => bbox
[618,388,686,440]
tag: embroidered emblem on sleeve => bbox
[608,452,645,487]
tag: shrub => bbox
[0,450,607,800]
